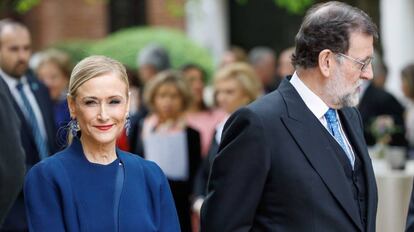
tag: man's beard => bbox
[11,62,28,77]
[326,69,361,108]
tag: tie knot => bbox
[325,108,337,124]
[16,81,24,91]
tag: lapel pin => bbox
[31,82,39,91]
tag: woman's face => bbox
[215,78,249,114]
[154,83,184,121]
[37,61,69,101]
[68,73,129,146]
[183,68,204,106]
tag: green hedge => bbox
[53,27,214,82]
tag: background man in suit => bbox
[0,19,56,232]
[201,2,378,232]
[0,79,25,226]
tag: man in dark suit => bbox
[201,2,378,232]
[0,79,25,226]
[0,19,56,232]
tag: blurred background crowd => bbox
[1,0,414,231]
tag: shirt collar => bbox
[0,68,27,89]
[290,71,329,119]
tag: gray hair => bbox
[248,47,276,66]
[137,44,171,71]
[292,1,378,69]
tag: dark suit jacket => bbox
[0,71,57,231]
[0,80,25,226]
[406,185,414,231]
[193,130,220,198]
[201,79,377,232]
[358,83,407,146]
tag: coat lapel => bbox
[278,79,363,231]
[339,108,378,231]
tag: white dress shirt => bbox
[290,72,355,167]
[0,69,48,140]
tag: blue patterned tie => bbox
[324,108,354,167]
[16,82,49,160]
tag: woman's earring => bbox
[69,118,80,137]
[124,115,131,136]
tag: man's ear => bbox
[318,49,333,77]
[67,95,76,119]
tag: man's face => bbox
[255,54,276,86]
[0,27,31,78]
[326,32,374,108]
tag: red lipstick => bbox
[94,125,113,131]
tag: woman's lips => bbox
[94,125,113,131]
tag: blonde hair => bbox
[144,70,192,113]
[214,62,262,103]
[68,55,129,98]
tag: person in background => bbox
[36,49,72,144]
[137,43,171,85]
[192,62,262,220]
[201,2,378,231]
[220,46,248,68]
[0,19,56,232]
[277,46,295,79]
[401,64,414,148]
[24,55,180,232]
[248,46,279,94]
[0,79,25,227]
[128,44,172,141]
[181,63,226,157]
[358,53,407,147]
[129,71,201,232]
[118,44,172,151]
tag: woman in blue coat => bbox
[24,55,180,232]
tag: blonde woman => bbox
[24,56,180,232]
[192,62,262,216]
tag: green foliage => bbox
[273,0,313,14]
[87,27,214,81]
[14,0,40,13]
[235,0,313,14]
[166,0,185,18]
[51,40,94,64]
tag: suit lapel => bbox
[339,108,378,230]
[278,79,363,231]
[0,76,28,128]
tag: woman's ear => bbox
[318,49,333,77]
[67,95,76,118]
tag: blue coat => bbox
[24,138,180,232]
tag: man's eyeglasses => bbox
[336,53,373,72]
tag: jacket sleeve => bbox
[200,107,270,232]
[24,164,66,232]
